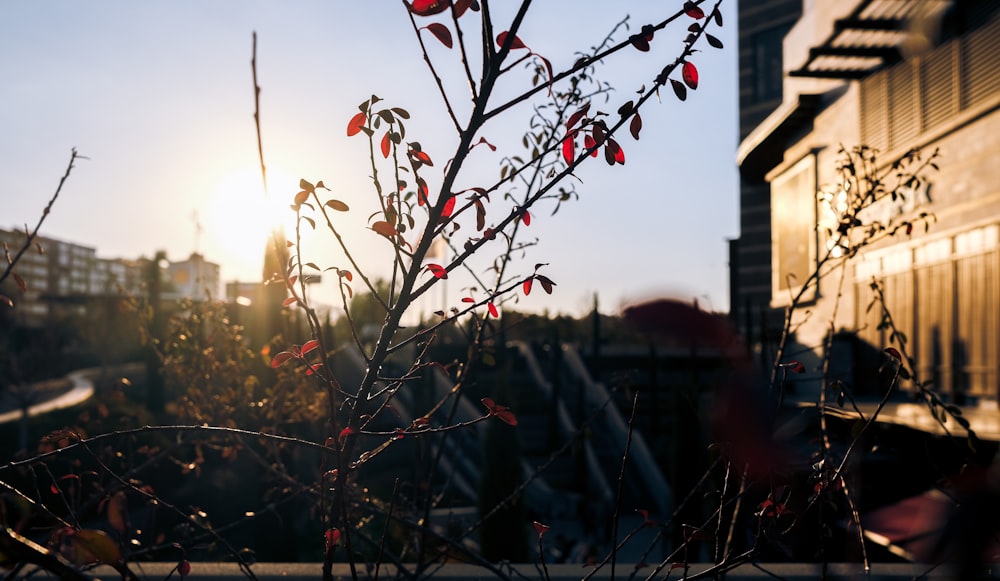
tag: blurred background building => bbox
[730,0,1000,404]
[0,228,220,327]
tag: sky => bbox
[1,1,739,319]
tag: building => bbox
[166,252,221,302]
[731,0,1000,403]
[729,0,803,363]
[1,228,220,327]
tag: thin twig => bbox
[0,148,84,290]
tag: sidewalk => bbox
[0,371,94,425]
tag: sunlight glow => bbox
[204,166,298,282]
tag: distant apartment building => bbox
[166,253,221,302]
[1,228,220,327]
[731,0,1000,402]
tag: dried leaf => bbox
[371,221,398,238]
[106,491,129,534]
[325,199,349,212]
[629,113,642,140]
[69,529,121,566]
[670,78,687,101]
[536,275,555,294]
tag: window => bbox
[771,154,818,301]
[753,25,791,103]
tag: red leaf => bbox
[629,113,642,140]
[306,363,323,376]
[561,132,575,165]
[270,351,295,368]
[487,302,499,318]
[380,132,391,158]
[522,278,533,296]
[282,296,297,307]
[521,211,531,226]
[426,263,448,279]
[786,360,805,373]
[424,22,453,48]
[338,427,355,442]
[584,134,598,157]
[340,269,354,281]
[683,1,705,19]
[454,0,475,18]
[884,347,902,361]
[411,149,434,167]
[566,104,589,129]
[495,408,517,426]
[0,294,12,308]
[533,521,550,538]
[301,339,320,356]
[347,111,366,136]
[371,221,398,238]
[682,61,699,90]
[461,296,475,303]
[417,178,429,206]
[409,0,449,16]
[178,560,191,578]
[481,397,517,426]
[441,195,456,217]
[324,528,341,550]
[496,31,527,50]
[475,136,496,151]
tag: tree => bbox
[0,2,750,578]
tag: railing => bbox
[510,341,614,511]
[560,344,674,518]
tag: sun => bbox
[203,166,298,283]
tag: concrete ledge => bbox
[46,562,989,580]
